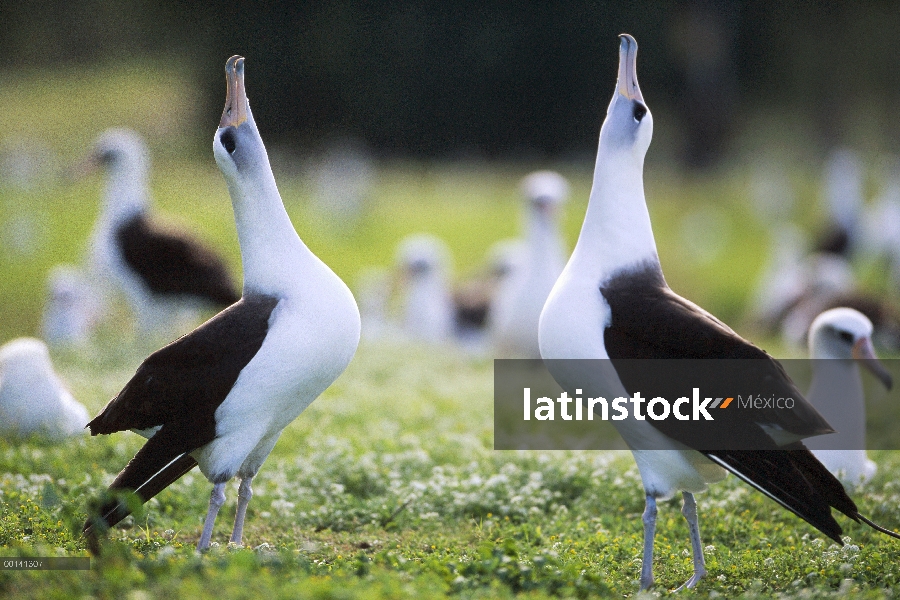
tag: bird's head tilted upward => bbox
[213,56,273,186]
[809,307,893,389]
[212,55,309,296]
[599,34,652,161]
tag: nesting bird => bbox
[539,34,899,591]
[84,57,360,551]
[0,338,88,439]
[489,171,568,358]
[85,128,240,333]
[805,308,892,485]
[394,234,456,342]
[453,238,527,343]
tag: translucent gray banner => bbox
[494,359,897,450]
[0,557,90,570]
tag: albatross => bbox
[490,171,569,358]
[805,307,893,485]
[538,34,899,591]
[86,128,240,333]
[83,56,360,551]
[0,337,89,440]
[395,233,456,342]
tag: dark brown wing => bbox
[599,263,857,544]
[601,263,832,440]
[84,295,278,539]
[116,213,240,306]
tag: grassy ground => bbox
[2,341,900,598]
[3,63,900,598]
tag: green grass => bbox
[3,343,900,598]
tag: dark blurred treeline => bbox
[2,0,899,163]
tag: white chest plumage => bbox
[200,272,360,481]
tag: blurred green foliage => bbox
[1,60,891,351]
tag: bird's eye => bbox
[633,102,647,122]
[838,330,854,343]
[220,130,237,154]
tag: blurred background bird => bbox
[393,234,456,343]
[82,128,239,337]
[489,171,569,358]
[0,337,88,440]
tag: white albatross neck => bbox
[225,161,320,297]
[99,157,148,228]
[568,148,659,283]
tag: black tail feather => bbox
[708,444,900,544]
[785,445,859,520]
[83,431,198,553]
[706,445,852,544]
[856,514,900,540]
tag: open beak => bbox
[617,34,644,103]
[220,56,248,128]
[852,336,893,390]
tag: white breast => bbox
[195,265,360,482]
[539,266,609,361]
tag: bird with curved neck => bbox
[539,34,899,591]
[805,307,892,485]
[86,128,239,335]
[84,56,360,552]
[490,171,569,358]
